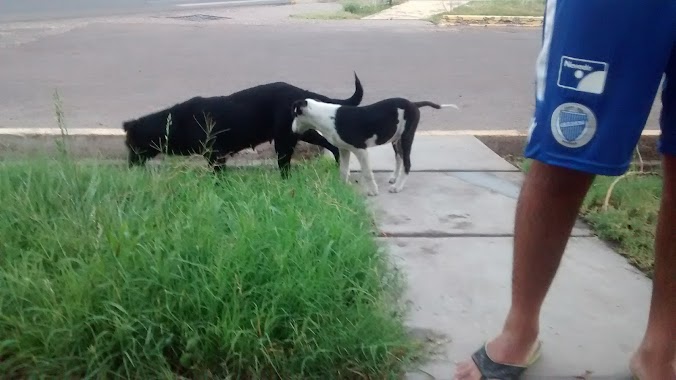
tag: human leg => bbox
[630,46,676,380]
[629,156,676,380]
[454,1,676,378]
[454,161,594,380]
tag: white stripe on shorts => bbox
[535,0,558,102]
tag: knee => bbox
[527,160,596,195]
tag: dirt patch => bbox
[477,134,663,169]
[0,134,324,164]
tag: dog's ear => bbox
[292,99,308,116]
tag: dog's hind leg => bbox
[389,141,403,184]
[390,138,411,193]
[299,130,340,164]
[390,114,419,193]
[353,148,378,196]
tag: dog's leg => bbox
[353,148,378,196]
[272,113,298,179]
[206,151,228,173]
[339,148,351,182]
[389,141,403,184]
[275,136,296,179]
[299,130,340,164]
[390,132,414,193]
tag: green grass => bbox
[444,0,545,17]
[290,10,364,20]
[517,158,662,277]
[0,156,420,378]
[341,0,391,16]
[290,0,394,20]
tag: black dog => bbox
[122,73,363,176]
[291,97,458,195]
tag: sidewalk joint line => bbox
[351,169,521,173]
[378,232,593,238]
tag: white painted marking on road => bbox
[175,0,281,7]
[0,128,125,136]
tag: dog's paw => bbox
[388,185,403,193]
[367,188,379,196]
[388,176,397,184]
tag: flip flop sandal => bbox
[470,341,542,380]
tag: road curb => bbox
[439,14,543,27]
[417,129,660,137]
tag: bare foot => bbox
[629,346,676,380]
[454,332,540,380]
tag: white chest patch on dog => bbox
[365,135,378,147]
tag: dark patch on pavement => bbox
[165,14,231,22]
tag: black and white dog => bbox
[291,97,458,195]
[122,73,363,177]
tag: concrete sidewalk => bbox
[363,0,470,21]
[362,0,449,20]
[349,135,651,379]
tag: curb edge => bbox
[439,14,544,27]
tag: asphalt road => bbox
[0,0,290,23]
[0,3,662,132]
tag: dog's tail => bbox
[331,72,364,106]
[414,101,460,110]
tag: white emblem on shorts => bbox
[550,102,597,148]
[557,56,608,95]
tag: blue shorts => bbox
[524,0,676,176]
